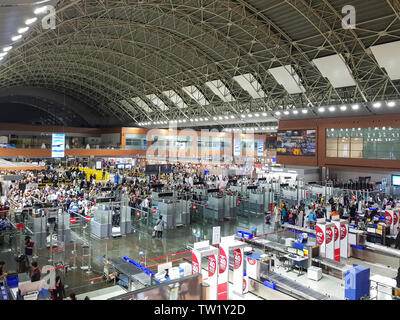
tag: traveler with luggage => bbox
[30,261,41,282]
[24,236,34,264]
[50,276,66,300]
[154,215,164,238]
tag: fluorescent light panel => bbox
[182,85,209,106]
[370,41,400,81]
[232,73,266,99]
[145,94,169,111]
[268,65,305,94]
[205,80,235,102]
[162,90,188,109]
[312,54,356,88]
[131,97,153,113]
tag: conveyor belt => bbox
[312,257,352,274]
[245,238,287,253]
[262,272,333,300]
[364,241,400,258]
[281,224,316,235]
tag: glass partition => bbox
[326,127,400,160]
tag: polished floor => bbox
[1,213,271,297]
[1,211,398,299]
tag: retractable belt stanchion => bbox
[70,241,77,270]
[48,230,53,263]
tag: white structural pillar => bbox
[217,236,247,300]
[340,219,349,258]
[316,222,334,259]
[191,240,219,300]
[332,220,341,262]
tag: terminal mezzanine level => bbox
[0,123,276,159]
[277,113,400,171]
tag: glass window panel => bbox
[350,150,362,158]
[338,138,350,158]
[327,149,338,157]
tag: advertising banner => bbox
[393,210,399,236]
[217,244,229,300]
[316,223,334,259]
[385,210,395,236]
[257,140,264,156]
[51,133,65,158]
[340,220,349,258]
[332,220,341,262]
[191,250,201,275]
[207,254,218,300]
[276,129,316,156]
[325,222,335,260]
[232,248,244,295]
[316,223,325,256]
[243,273,249,294]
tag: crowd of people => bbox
[1,161,400,300]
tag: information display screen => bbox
[392,175,400,186]
[51,133,65,158]
[145,164,173,174]
[277,130,316,156]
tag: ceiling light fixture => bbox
[34,6,48,15]
[18,27,29,34]
[318,107,325,113]
[373,102,382,108]
[11,35,22,41]
[275,111,281,116]
[351,104,360,110]
[329,106,336,112]
[340,105,347,111]
[25,17,38,25]
[283,111,289,115]
[387,101,396,107]
[302,109,308,114]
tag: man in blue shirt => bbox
[114,172,120,185]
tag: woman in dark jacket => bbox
[51,276,66,300]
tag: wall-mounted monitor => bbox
[392,175,400,186]
[277,130,316,156]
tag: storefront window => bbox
[326,127,400,160]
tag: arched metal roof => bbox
[0,0,399,127]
